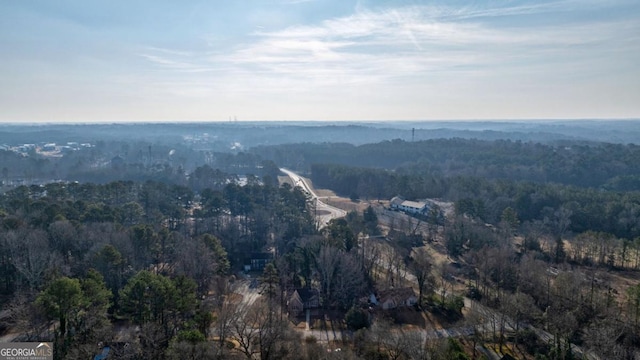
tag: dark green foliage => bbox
[119,270,174,325]
[36,277,84,336]
[201,234,230,275]
[308,162,640,240]
[261,263,279,300]
[91,244,125,301]
[443,296,465,317]
[501,206,520,229]
[260,139,640,189]
[345,306,370,331]
[363,205,380,235]
[517,329,550,357]
[455,198,486,220]
[430,294,465,322]
[325,218,356,251]
[119,270,196,332]
[175,329,206,344]
[345,210,366,237]
[81,269,112,313]
[260,138,640,241]
[36,271,113,359]
[446,338,470,360]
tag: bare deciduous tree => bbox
[315,246,365,309]
[231,300,291,360]
[6,229,59,290]
[370,319,427,360]
[410,247,435,307]
[362,238,382,282]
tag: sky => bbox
[1,0,639,122]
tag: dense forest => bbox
[250,139,640,241]
[1,122,640,359]
[0,179,318,359]
[308,162,640,240]
[254,139,640,189]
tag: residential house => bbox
[287,288,320,316]
[371,287,417,310]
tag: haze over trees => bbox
[1,120,640,359]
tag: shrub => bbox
[345,306,370,331]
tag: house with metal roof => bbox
[390,196,429,215]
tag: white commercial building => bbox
[390,196,429,214]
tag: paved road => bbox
[235,279,261,308]
[280,168,346,228]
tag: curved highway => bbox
[280,168,347,228]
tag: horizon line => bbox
[1,118,639,126]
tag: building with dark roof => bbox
[287,288,320,316]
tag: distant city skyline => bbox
[1,0,639,122]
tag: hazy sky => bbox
[1,0,639,122]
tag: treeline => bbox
[1,142,281,187]
[310,163,640,240]
[254,138,640,190]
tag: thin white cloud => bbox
[138,50,220,73]
[280,0,317,3]
[3,0,638,121]
[144,46,195,57]
[419,0,635,21]
[132,0,639,120]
